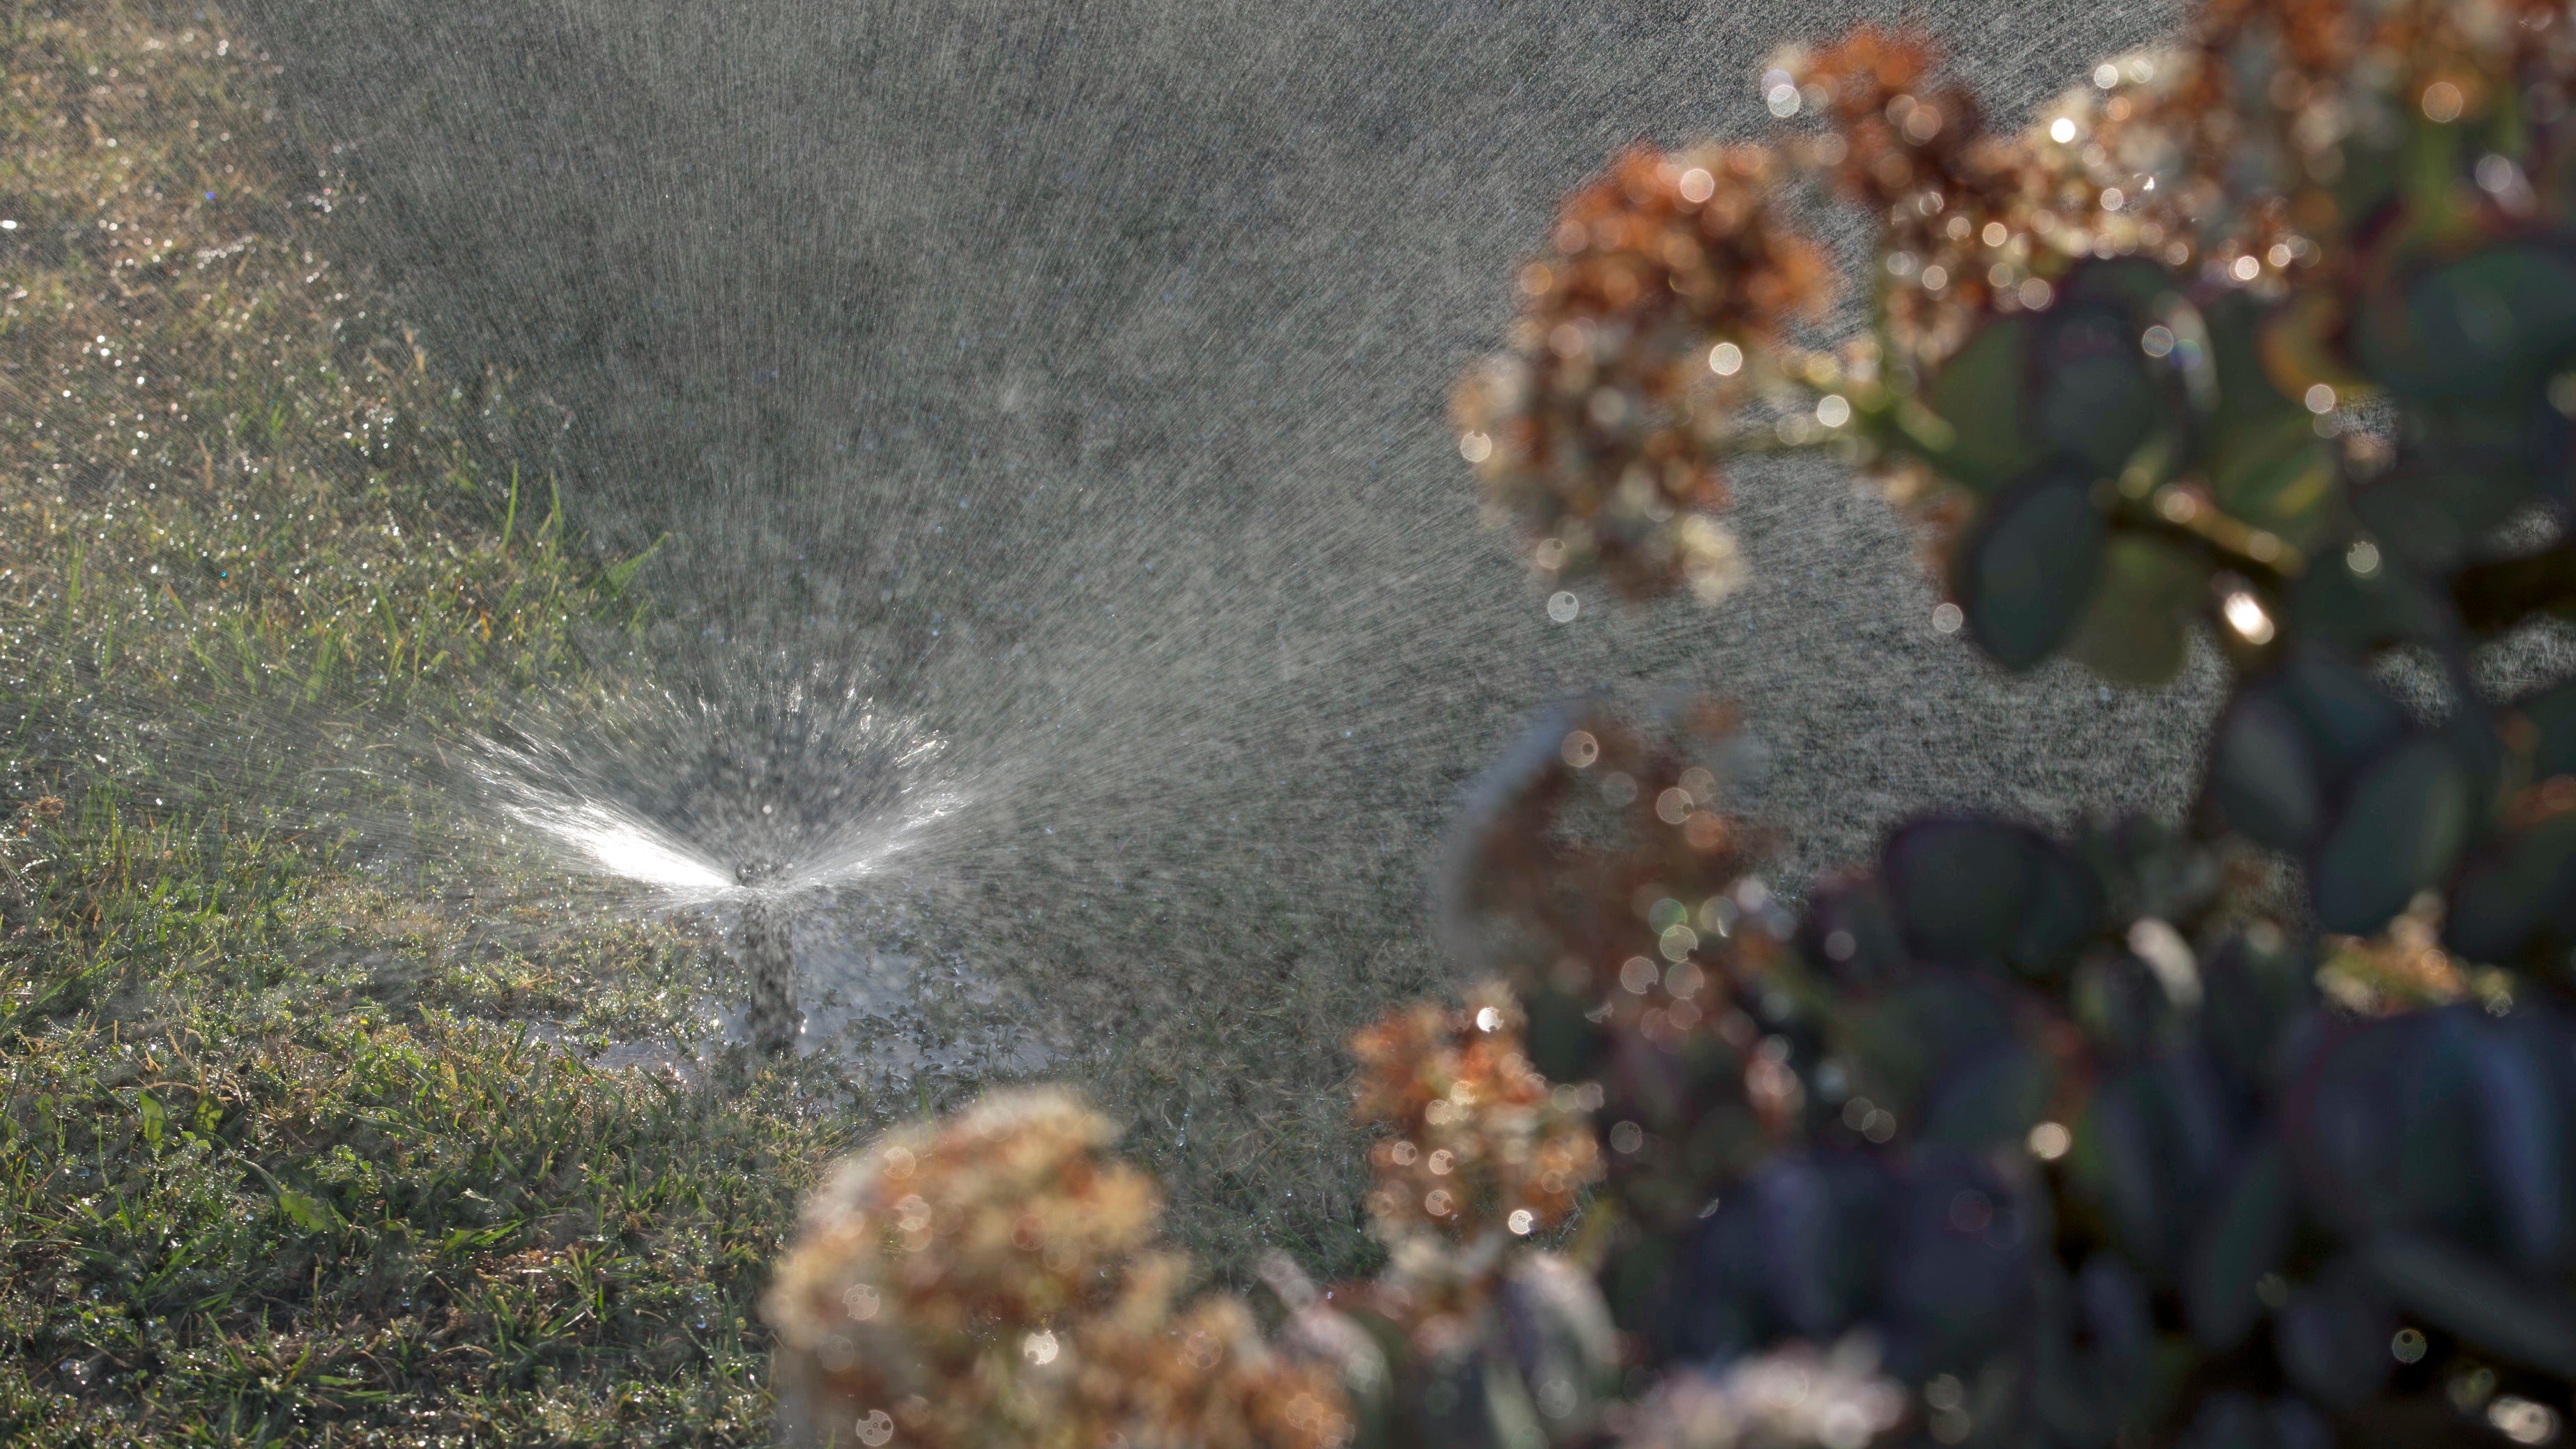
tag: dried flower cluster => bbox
[1458,0,2576,615]
[2315,894,2521,1013]
[1809,0,2576,376]
[1435,703,1809,1232]
[1612,1340,1910,1449]
[1451,144,1831,601]
[763,1090,1347,1449]
[2067,0,2576,266]
[1441,701,1779,1020]
[1772,28,2032,364]
[1347,981,1602,1245]
[1071,1273,1354,1449]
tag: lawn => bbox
[0,3,899,1441]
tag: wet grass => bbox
[0,805,852,1446]
[0,3,894,1441]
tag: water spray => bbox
[737,860,799,1055]
[465,683,972,1064]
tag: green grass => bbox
[0,3,1431,1439]
[0,3,900,1441]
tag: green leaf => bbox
[2207,411,2338,544]
[2184,1142,2291,1352]
[2198,292,2340,547]
[2354,242,2576,407]
[2034,305,2169,477]
[2276,1259,2397,1409]
[1925,316,2041,494]
[2447,814,2576,966]
[2208,652,2415,850]
[2526,678,2576,781]
[2061,256,2182,314]
[2310,737,2477,934]
[2287,545,2447,653]
[2464,1018,2575,1270]
[603,531,669,597]
[2062,534,2200,687]
[136,1091,163,1153]
[2352,443,2543,571]
[1519,984,1607,1087]
[2071,1078,2170,1277]
[2367,1230,2576,1378]
[1953,468,2108,671]
[276,1188,335,1234]
[1844,974,2019,1114]
[1883,818,2104,980]
[2209,693,2327,849]
[1921,1041,2053,1151]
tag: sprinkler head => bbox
[737,861,798,1055]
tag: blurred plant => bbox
[766,0,2576,1443]
[1451,146,1831,601]
[1347,982,1602,1249]
[1429,0,2576,1443]
[1613,1339,1910,1449]
[1436,700,1811,1243]
[763,1089,1348,1449]
[1311,981,1622,1449]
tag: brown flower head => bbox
[763,1089,1347,1449]
[2198,0,2365,75]
[1782,26,1995,213]
[2317,893,2518,1015]
[1438,698,1776,1010]
[1073,1260,1354,1449]
[1773,27,2025,363]
[1434,700,1806,1227]
[1453,143,1830,603]
[1979,0,2576,312]
[1349,981,1603,1245]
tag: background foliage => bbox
[779,0,2576,1446]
